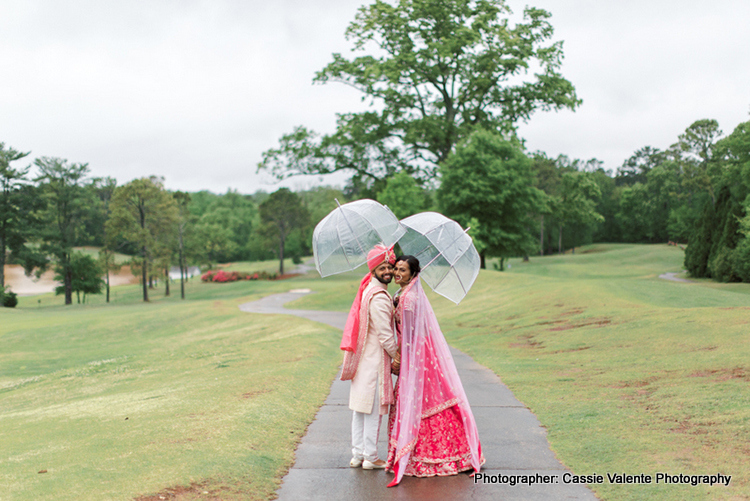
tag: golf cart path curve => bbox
[239,291,599,501]
[658,271,693,283]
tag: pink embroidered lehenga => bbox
[385,277,484,486]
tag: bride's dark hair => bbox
[395,255,420,276]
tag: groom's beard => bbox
[373,270,392,284]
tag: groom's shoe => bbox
[362,459,387,470]
[349,457,363,468]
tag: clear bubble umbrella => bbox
[398,212,480,304]
[313,199,406,277]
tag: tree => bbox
[530,152,560,255]
[0,143,33,289]
[91,177,118,303]
[258,188,310,274]
[672,119,723,206]
[300,186,346,227]
[193,190,255,263]
[377,171,428,219]
[107,177,178,302]
[173,191,193,299]
[193,222,238,267]
[438,129,545,269]
[35,157,91,305]
[98,247,121,303]
[615,146,664,187]
[260,0,580,192]
[588,167,620,244]
[55,252,103,304]
[680,120,750,281]
[712,120,750,202]
[554,171,604,253]
[199,190,256,261]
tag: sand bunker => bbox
[3,264,139,297]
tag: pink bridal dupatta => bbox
[388,277,482,486]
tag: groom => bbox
[339,244,399,470]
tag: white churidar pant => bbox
[351,375,381,461]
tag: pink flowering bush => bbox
[201,269,279,283]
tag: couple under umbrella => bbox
[314,202,484,487]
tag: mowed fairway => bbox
[0,276,346,500]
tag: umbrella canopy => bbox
[313,199,405,277]
[398,212,480,304]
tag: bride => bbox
[385,255,484,486]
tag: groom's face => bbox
[372,262,393,284]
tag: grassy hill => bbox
[2,244,748,500]
[448,244,749,501]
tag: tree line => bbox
[4,0,749,307]
[3,113,749,310]
[0,147,333,304]
[337,116,750,279]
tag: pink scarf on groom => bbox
[339,244,396,353]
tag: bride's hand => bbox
[391,359,400,375]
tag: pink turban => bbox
[367,244,396,271]
[340,244,396,352]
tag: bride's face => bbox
[394,261,412,286]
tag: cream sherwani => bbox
[349,278,399,415]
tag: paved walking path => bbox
[658,271,692,283]
[239,291,599,501]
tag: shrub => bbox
[200,269,281,283]
[212,270,242,283]
[1,288,18,308]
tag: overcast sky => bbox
[2,0,749,194]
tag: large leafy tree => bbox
[438,129,545,269]
[193,190,256,263]
[260,0,580,192]
[107,177,178,302]
[35,157,92,305]
[300,186,346,227]
[376,171,428,219]
[258,188,310,274]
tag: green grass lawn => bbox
[1,271,344,501]
[3,244,748,500]
[73,246,132,264]
[219,258,303,275]
[291,244,750,501]
[447,244,750,501]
